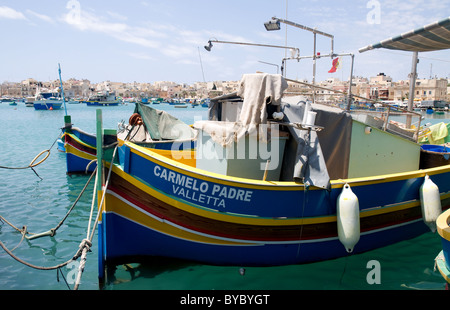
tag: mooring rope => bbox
[25,166,97,240]
[0,131,61,180]
[0,164,97,286]
[0,138,118,290]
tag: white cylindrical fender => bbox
[420,174,442,233]
[337,183,360,253]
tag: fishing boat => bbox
[25,96,34,107]
[420,144,450,169]
[83,90,121,106]
[33,89,63,110]
[95,74,450,281]
[201,98,210,108]
[62,103,197,174]
[95,17,450,282]
[151,97,164,104]
[0,96,15,104]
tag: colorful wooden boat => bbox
[95,76,450,282]
[435,208,450,287]
[420,144,450,169]
[62,124,116,174]
[62,103,197,174]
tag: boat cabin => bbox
[193,73,420,188]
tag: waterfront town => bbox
[1,73,449,105]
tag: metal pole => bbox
[275,18,334,39]
[312,32,317,103]
[258,61,280,74]
[95,109,104,281]
[346,54,355,111]
[58,63,67,116]
[96,109,103,194]
[208,39,299,55]
[406,51,419,128]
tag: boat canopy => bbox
[359,16,450,53]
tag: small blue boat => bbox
[419,144,450,169]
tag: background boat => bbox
[33,89,63,110]
[1,96,16,105]
[83,90,121,106]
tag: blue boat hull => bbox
[84,101,120,106]
[33,101,63,110]
[99,209,428,267]
[97,141,450,280]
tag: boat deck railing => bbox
[283,78,423,142]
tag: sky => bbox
[0,0,449,85]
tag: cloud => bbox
[106,11,128,21]
[128,52,155,60]
[26,10,55,24]
[63,9,161,49]
[0,6,27,20]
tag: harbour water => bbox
[0,102,448,291]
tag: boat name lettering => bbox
[153,165,253,207]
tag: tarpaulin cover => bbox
[134,102,196,140]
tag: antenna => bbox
[198,47,206,83]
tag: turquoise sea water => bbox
[0,102,448,291]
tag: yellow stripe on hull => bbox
[66,132,96,150]
[437,208,450,241]
[125,141,450,191]
[65,143,97,161]
[104,190,256,245]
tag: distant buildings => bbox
[1,74,449,104]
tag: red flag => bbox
[328,57,339,73]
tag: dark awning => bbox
[359,16,450,53]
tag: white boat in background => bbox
[83,90,121,106]
[33,88,64,110]
[25,96,34,107]
[0,96,15,104]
